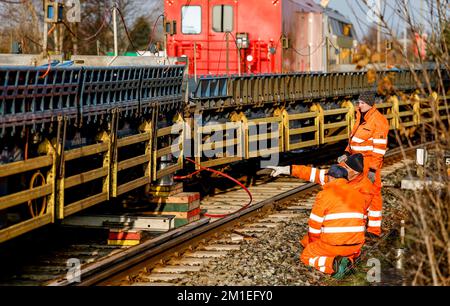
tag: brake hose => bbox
[175,157,253,218]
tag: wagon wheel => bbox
[28,171,47,218]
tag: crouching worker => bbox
[267,154,375,218]
[299,165,366,278]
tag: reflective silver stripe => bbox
[319,170,326,185]
[310,213,324,223]
[351,136,365,143]
[368,220,382,227]
[309,257,318,266]
[368,210,382,217]
[318,257,327,267]
[322,226,365,233]
[309,227,322,234]
[373,138,387,145]
[310,168,317,183]
[351,145,373,151]
[373,148,387,155]
[320,266,326,272]
[324,213,365,221]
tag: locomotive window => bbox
[212,5,233,32]
[182,6,201,34]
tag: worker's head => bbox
[327,165,349,182]
[341,153,364,181]
[357,91,376,113]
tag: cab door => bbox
[208,1,238,75]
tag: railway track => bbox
[0,142,426,286]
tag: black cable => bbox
[62,8,111,42]
[116,7,163,56]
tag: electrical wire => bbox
[115,7,164,56]
[62,8,111,42]
[178,157,253,219]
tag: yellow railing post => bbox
[310,103,324,144]
[341,100,355,138]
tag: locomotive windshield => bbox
[212,5,234,32]
[182,6,202,34]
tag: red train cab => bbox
[164,0,325,76]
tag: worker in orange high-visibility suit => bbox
[337,92,389,237]
[292,154,375,213]
[267,154,375,213]
[300,165,366,277]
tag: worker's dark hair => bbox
[328,165,349,180]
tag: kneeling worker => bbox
[268,164,366,277]
[300,165,366,277]
[268,154,375,213]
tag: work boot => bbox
[332,256,351,279]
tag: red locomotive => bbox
[164,0,357,76]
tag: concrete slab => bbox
[203,244,241,251]
[184,251,228,258]
[152,266,203,273]
[143,274,187,282]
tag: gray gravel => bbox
[178,211,325,286]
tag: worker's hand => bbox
[368,169,376,183]
[337,153,349,164]
[266,166,291,177]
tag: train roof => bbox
[289,0,323,12]
[324,7,352,24]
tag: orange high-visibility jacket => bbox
[307,178,366,246]
[292,165,375,211]
[345,107,389,171]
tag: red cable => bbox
[181,157,253,218]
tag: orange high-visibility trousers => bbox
[300,239,362,275]
[366,167,383,236]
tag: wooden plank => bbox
[377,102,393,108]
[324,134,348,143]
[0,155,53,178]
[249,117,282,124]
[399,111,414,116]
[118,154,151,172]
[248,133,279,142]
[65,167,109,189]
[65,143,109,161]
[157,144,181,159]
[289,140,319,150]
[324,121,348,129]
[117,176,150,196]
[200,123,239,134]
[201,139,238,152]
[289,126,317,136]
[0,213,52,244]
[64,192,108,218]
[157,124,183,137]
[0,184,52,211]
[288,112,318,120]
[199,156,242,168]
[117,132,151,148]
[156,164,182,180]
[249,147,279,158]
[324,108,348,116]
